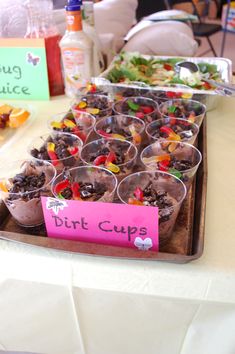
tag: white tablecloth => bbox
[0,95,235,354]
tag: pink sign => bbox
[41,197,159,251]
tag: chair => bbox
[190,0,222,56]
[165,0,231,57]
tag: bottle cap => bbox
[65,0,82,12]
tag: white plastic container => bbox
[60,0,93,98]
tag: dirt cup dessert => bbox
[146,117,199,146]
[52,166,117,203]
[140,141,202,191]
[146,90,193,105]
[0,160,56,227]
[110,83,193,102]
[113,96,159,124]
[28,132,83,174]
[48,111,95,143]
[80,138,138,181]
[94,115,145,147]
[117,171,187,246]
[78,83,109,96]
[159,99,206,127]
[71,94,113,120]
[113,87,144,101]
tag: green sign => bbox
[0,38,50,100]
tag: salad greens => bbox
[106,52,222,90]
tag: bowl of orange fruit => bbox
[0,103,30,129]
[0,102,34,150]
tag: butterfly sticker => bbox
[134,237,153,251]
[46,197,68,215]
[27,52,40,66]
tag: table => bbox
[0,95,235,354]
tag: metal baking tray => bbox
[0,120,207,263]
[97,53,232,111]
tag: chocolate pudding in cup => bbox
[146,117,199,146]
[80,138,138,181]
[78,82,109,96]
[113,96,159,124]
[48,111,95,143]
[94,114,145,148]
[144,89,194,105]
[112,87,143,101]
[140,140,202,191]
[52,165,117,203]
[112,86,192,104]
[117,170,187,246]
[71,94,113,121]
[159,99,206,127]
[28,132,83,174]
[0,159,56,227]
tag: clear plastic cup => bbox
[146,117,199,145]
[71,94,113,121]
[80,138,138,181]
[112,87,143,100]
[113,96,159,124]
[140,140,202,191]
[0,159,56,227]
[48,111,96,143]
[77,83,109,96]
[117,170,187,246]
[52,165,117,203]
[28,132,83,174]
[145,90,193,105]
[159,99,206,127]
[94,114,145,147]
